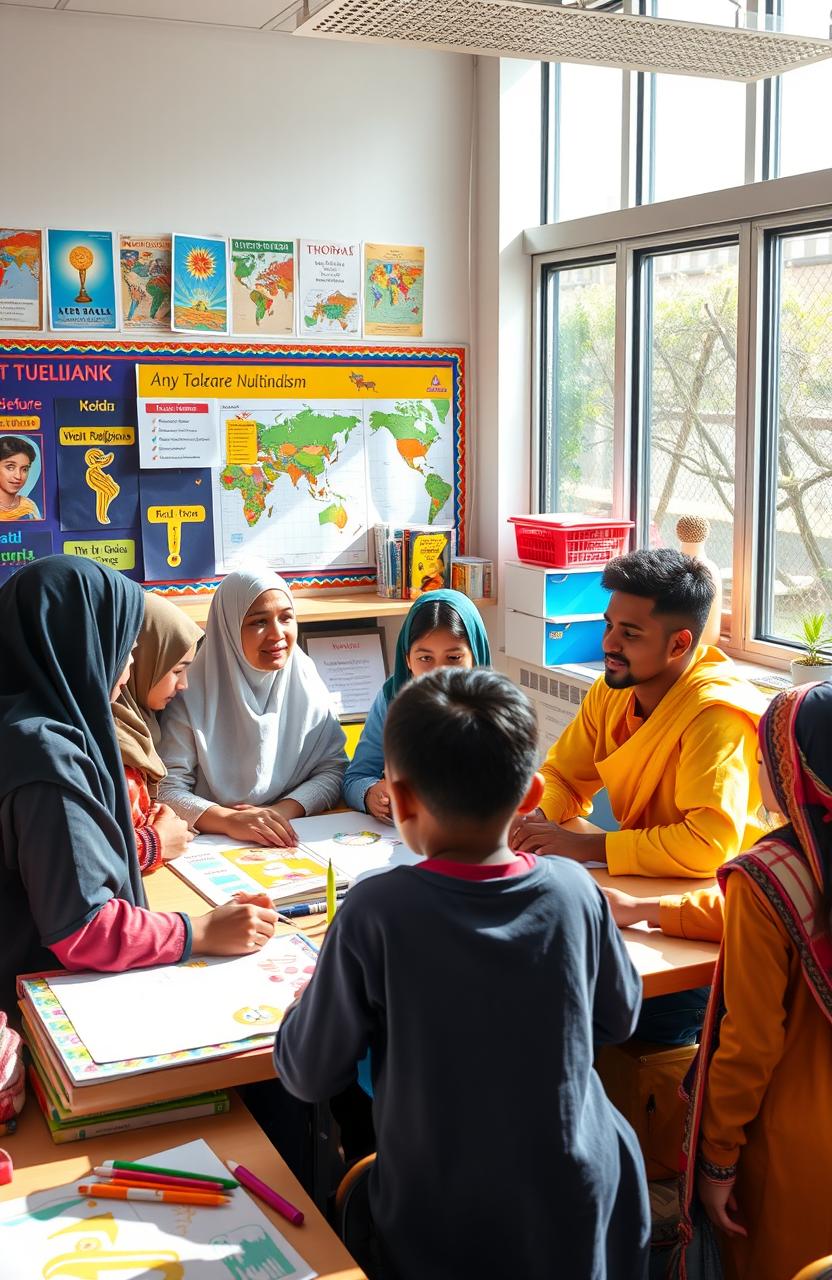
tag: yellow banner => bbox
[63,539,136,571]
[0,415,40,432]
[58,426,135,446]
[136,364,453,401]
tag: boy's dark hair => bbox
[384,666,539,821]
[602,548,715,644]
[0,435,36,464]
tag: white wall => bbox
[0,6,474,342]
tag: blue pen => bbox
[280,894,347,918]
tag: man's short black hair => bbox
[602,548,715,644]
[384,667,539,822]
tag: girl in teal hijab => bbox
[343,590,491,820]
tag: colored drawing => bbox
[172,235,229,334]
[55,399,139,532]
[212,1226,301,1280]
[46,230,118,331]
[140,469,214,582]
[84,449,120,522]
[147,504,206,568]
[332,831,383,846]
[0,228,42,330]
[0,431,45,521]
[231,1005,281,1027]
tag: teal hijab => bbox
[382,589,491,705]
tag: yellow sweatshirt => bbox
[540,646,767,878]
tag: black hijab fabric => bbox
[0,554,145,907]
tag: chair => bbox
[334,1153,377,1267]
[792,1259,832,1280]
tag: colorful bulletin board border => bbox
[0,339,466,591]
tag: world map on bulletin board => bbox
[0,340,466,591]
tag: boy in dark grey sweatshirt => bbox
[274,667,649,1280]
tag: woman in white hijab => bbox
[159,567,347,846]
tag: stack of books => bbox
[451,555,494,600]
[373,523,455,599]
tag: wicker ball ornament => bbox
[676,514,711,544]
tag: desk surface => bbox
[171,590,495,629]
[148,859,718,999]
[0,1093,364,1279]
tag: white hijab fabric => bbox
[161,567,343,811]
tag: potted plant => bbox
[790,613,832,686]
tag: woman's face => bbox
[145,642,198,711]
[241,590,297,671]
[110,648,136,704]
[406,626,474,676]
[757,749,780,816]
[0,452,31,499]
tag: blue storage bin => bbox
[505,610,606,667]
[505,561,611,618]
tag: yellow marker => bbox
[84,448,121,524]
[146,504,205,568]
[326,859,337,925]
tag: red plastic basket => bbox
[508,515,634,568]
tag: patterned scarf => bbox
[674,682,832,1277]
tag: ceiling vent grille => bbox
[294,0,832,81]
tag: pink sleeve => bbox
[50,897,190,971]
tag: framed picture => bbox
[301,626,388,722]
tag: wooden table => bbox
[148,860,718,999]
[0,1093,365,1279]
[170,589,495,629]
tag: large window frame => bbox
[530,172,832,668]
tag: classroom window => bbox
[635,242,739,616]
[540,259,617,515]
[775,0,832,178]
[543,61,624,224]
[757,228,832,647]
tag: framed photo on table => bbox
[301,626,388,722]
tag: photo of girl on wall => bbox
[0,434,45,521]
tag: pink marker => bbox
[93,1167,229,1194]
[225,1159,304,1226]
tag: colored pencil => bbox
[78,1182,230,1206]
[99,1158,238,1189]
[226,1159,304,1226]
[326,859,337,925]
[93,1168,233,1194]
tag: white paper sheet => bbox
[292,811,421,882]
[46,933,318,1064]
[0,1138,316,1280]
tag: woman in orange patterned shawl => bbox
[676,681,832,1280]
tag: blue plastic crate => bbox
[506,610,606,667]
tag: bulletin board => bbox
[0,339,466,593]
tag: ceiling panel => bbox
[63,0,284,26]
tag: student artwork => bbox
[332,830,386,846]
[172,234,229,334]
[139,468,214,581]
[46,229,118,330]
[0,228,42,330]
[119,235,172,332]
[169,838,346,908]
[0,1138,316,1280]
[230,239,295,336]
[292,812,420,883]
[363,242,425,338]
[298,239,361,336]
[0,431,45,522]
[55,397,139,531]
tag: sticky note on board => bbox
[63,538,136,571]
[225,418,258,465]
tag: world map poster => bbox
[363,242,425,338]
[0,228,42,330]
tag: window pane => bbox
[641,243,739,616]
[553,63,623,222]
[761,231,832,643]
[776,0,832,177]
[648,0,746,202]
[542,260,616,515]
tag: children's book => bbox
[405,525,453,599]
[169,837,349,907]
[0,1137,316,1279]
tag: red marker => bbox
[225,1159,304,1226]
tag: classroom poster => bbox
[298,239,361,336]
[0,229,42,331]
[0,430,46,521]
[46,229,118,331]
[62,535,136,572]
[119,234,172,332]
[55,397,139,531]
[230,238,295,336]
[0,528,53,581]
[172,234,229,334]
[363,242,425,337]
[140,467,214,581]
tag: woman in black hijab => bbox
[0,556,277,1013]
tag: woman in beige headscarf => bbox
[113,592,202,873]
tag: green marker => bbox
[99,1160,238,1190]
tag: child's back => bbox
[274,666,649,1280]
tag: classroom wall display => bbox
[230,238,295,336]
[298,239,361,337]
[0,429,46,521]
[0,229,42,331]
[0,339,466,592]
[46,229,118,331]
[172,234,229,335]
[119,234,172,332]
[363,242,425,338]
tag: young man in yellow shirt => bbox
[511,548,766,879]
